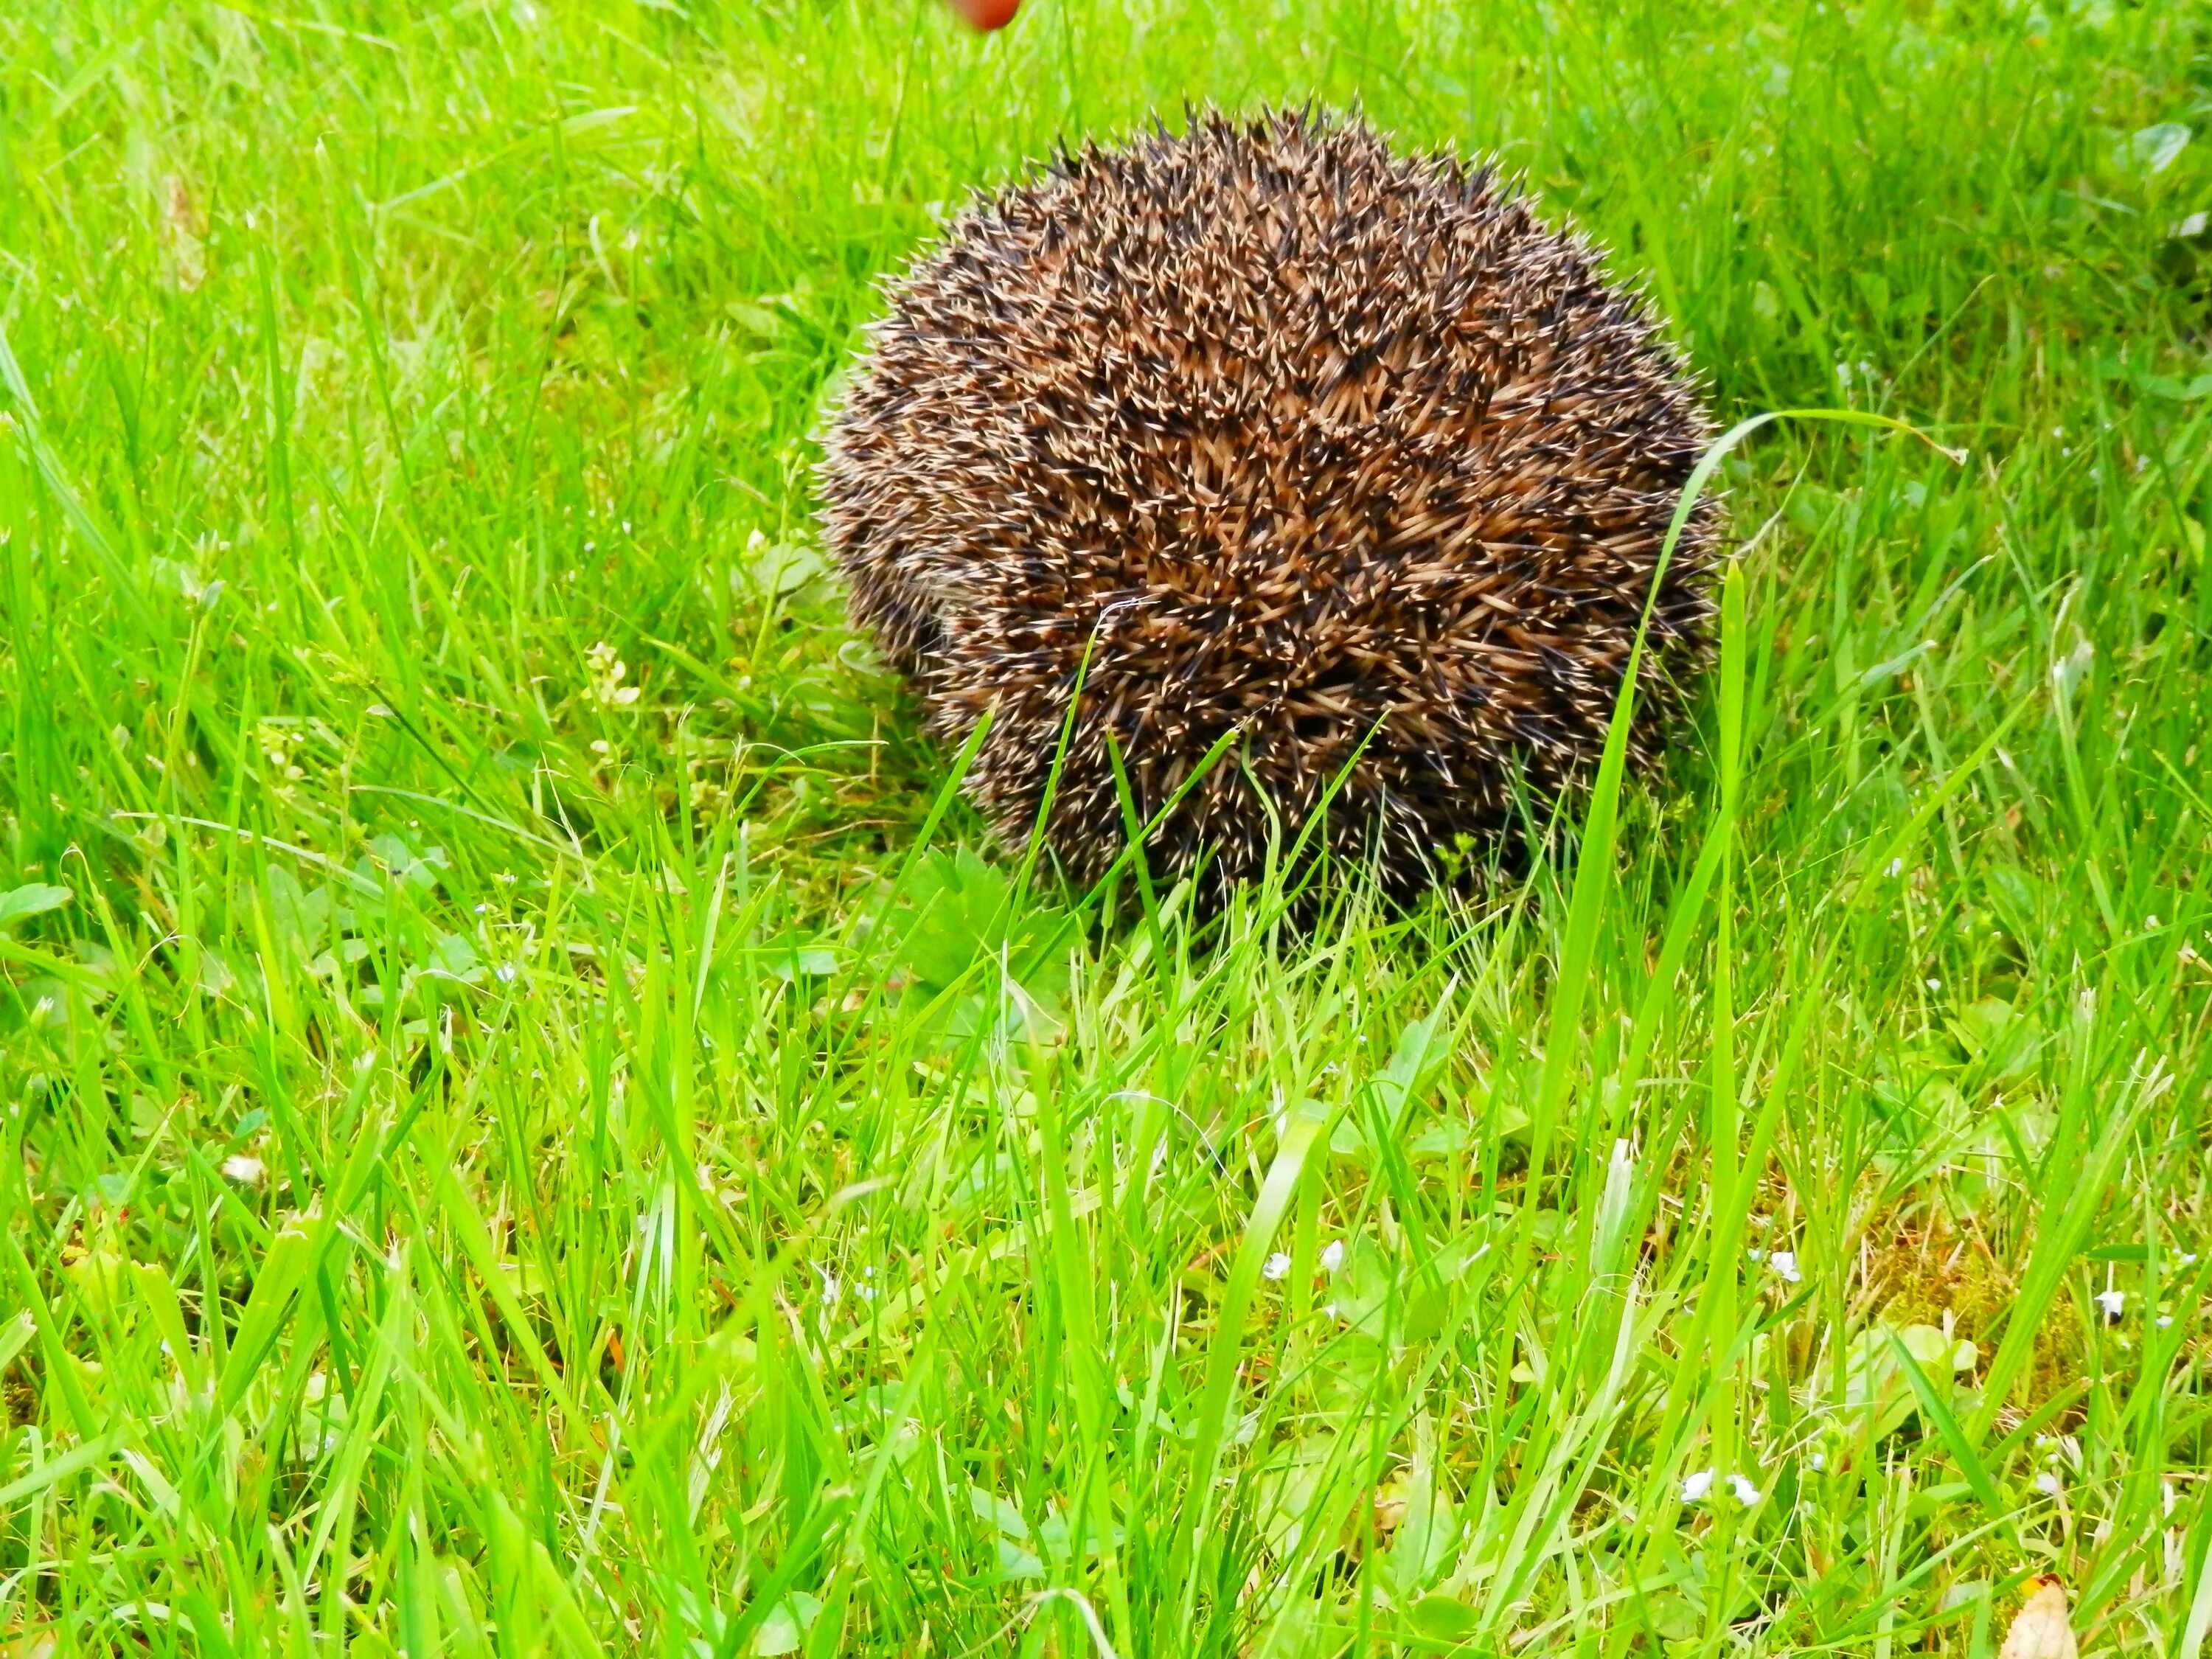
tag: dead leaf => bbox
[1998,1577,2077,1659]
[160,174,207,292]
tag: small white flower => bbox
[1323,1302,1340,1321]
[2148,915,2162,930]
[1728,1473,1761,1506]
[585,641,641,709]
[1768,1250,1801,1284]
[813,1264,841,1307]
[1925,978,1941,991]
[1747,1248,1765,1262]
[1319,1239,1345,1273]
[1262,1251,1292,1281]
[1809,1453,1826,1472]
[1681,1469,1715,1502]
[2158,1316,2174,1329]
[2184,1253,2199,1267]
[2035,1472,2062,1498]
[222,1155,265,1186]
[1885,858,1905,877]
[2096,1289,2125,1322]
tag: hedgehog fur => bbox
[819,108,1717,901]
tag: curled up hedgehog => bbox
[818,109,1717,902]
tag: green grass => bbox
[3,0,2212,1652]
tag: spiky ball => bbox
[820,110,1717,899]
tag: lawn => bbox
[3,0,2211,1653]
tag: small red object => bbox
[945,0,1019,29]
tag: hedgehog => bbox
[818,108,1717,902]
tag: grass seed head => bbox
[821,107,1718,900]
